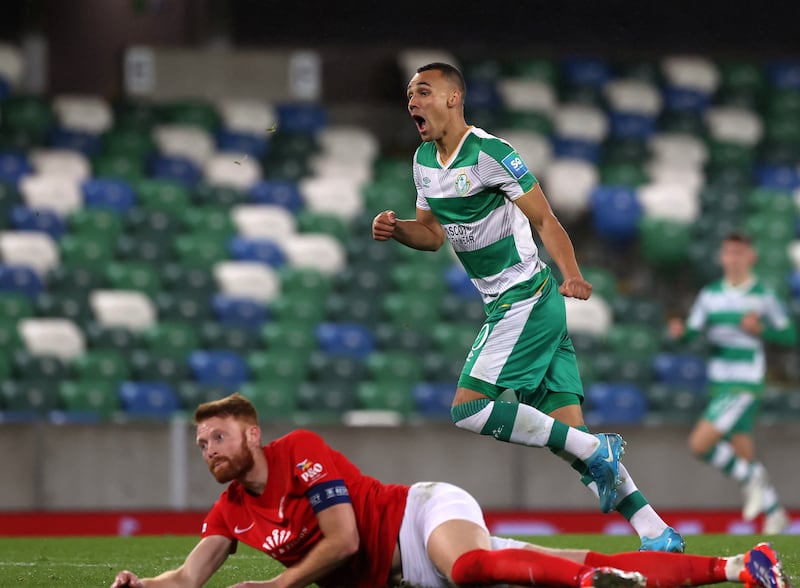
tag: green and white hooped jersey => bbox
[686,278,791,390]
[413,127,542,304]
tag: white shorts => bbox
[398,481,489,588]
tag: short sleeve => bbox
[202,497,235,541]
[287,430,348,493]
[413,150,431,211]
[477,138,537,201]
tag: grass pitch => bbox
[0,534,797,587]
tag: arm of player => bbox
[372,208,446,251]
[110,535,232,588]
[513,184,591,299]
[248,503,360,588]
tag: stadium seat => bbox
[191,181,248,208]
[564,296,612,337]
[0,231,60,278]
[230,204,296,241]
[247,349,309,386]
[295,210,348,243]
[239,381,297,422]
[365,350,424,385]
[585,382,647,425]
[133,177,190,215]
[71,349,131,382]
[174,233,228,269]
[213,260,280,302]
[605,323,661,361]
[307,351,368,385]
[159,263,215,293]
[59,380,120,421]
[200,321,259,353]
[542,159,598,220]
[188,350,249,388]
[382,290,442,331]
[315,322,375,360]
[589,185,642,245]
[52,94,113,134]
[17,317,85,361]
[48,126,101,156]
[430,322,480,360]
[0,95,55,137]
[0,317,23,354]
[275,102,328,134]
[216,97,278,136]
[705,106,763,146]
[20,174,83,217]
[106,261,162,297]
[638,218,692,267]
[10,205,66,239]
[261,321,317,354]
[280,233,346,276]
[1,380,61,416]
[154,290,212,322]
[83,322,141,353]
[211,293,269,330]
[130,350,190,385]
[203,153,262,191]
[81,178,137,214]
[248,179,304,212]
[227,236,286,267]
[412,382,455,418]
[604,79,662,115]
[118,381,180,419]
[497,78,557,114]
[296,380,357,413]
[439,293,485,324]
[0,263,43,298]
[299,175,364,221]
[652,352,707,391]
[69,208,123,241]
[391,262,446,294]
[421,351,465,383]
[114,233,174,264]
[356,380,415,414]
[142,321,199,356]
[152,124,214,166]
[89,289,157,332]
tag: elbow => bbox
[338,532,360,559]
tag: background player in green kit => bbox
[668,231,797,534]
[372,62,684,552]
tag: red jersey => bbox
[202,429,409,588]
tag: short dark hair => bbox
[723,230,753,246]
[416,62,466,100]
[194,393,258,426]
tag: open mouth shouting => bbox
[412,114,429,136]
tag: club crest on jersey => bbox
[455,172,471,196]
[296,458,324,482]
[262,528,293,553]
[501,152,529,179]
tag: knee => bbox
[450,549,491,586]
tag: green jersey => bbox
[413,126,542,304]
[685,277,796,391]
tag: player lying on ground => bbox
[110,393,790,588]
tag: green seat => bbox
[106,261,162,297]
[59,380,120,420]
[373,157,412,183]
[501,110,552,135]
[0,181,21,226]
[59,233,114,273]
[160,99,220,132]
[394,242,453,266]
[0,354,11,381]
[615,60,661,84]
[296,381,357,413]
[307,352,367,385]
[296,210,349,243]
[421,352,464,382]
[559,84,604,107]
[115,233,175,263]
[430,322,478,359]
[84,322,141,353]
[1,380,61,414]
[699,183,747,216]
[68,209,124,241]
[35,291,93,322]
[746,189,795,216]
[133,178,190,215]
[0,95,54,135]
[239,381,297,422]
[325,290,383,324]
[0,292,34,320]
[764,116,800,144]
[758,140,800,167]
[601,138,648,165]
[580,266,617,302]
[174,233,229,268]
[718,60,765,95]
[745,212,795,247]
[333,263,388,295]
[610,296,664,326]
[112,100,160,131]
[191,182,248,207]
[125,209,184,237]
[91,153,146,183]
[365,351,423,385]
[270,290,328,325]
[183,206,235,237]
[362,180,418,219]
[261,157,312,182]
[269,132,319,159]
[656,111,705,136]
[130,350,189,384]
[278,266,332,295]
[598,162,648,187]
[605,324,661,361]
[504,57,559,84]
[391,262,446,294]
[589,352,652,384]
[576,355,597,386]
[176,382,231,410]
[13,351,70,381]
[248,350,309,385]
[143,321,200,356]
[766,88,800,119]
[154,291,212,322]
[159,264,215,292]
[0,127,43,151]
[382,291,442,331]
[261,322,317,354]
[71,349,130,382]
[100,127,156,159]
[373,322,432,353]
[0,318,23,354]
[200,321,259,353]
[638,218,691,267]
[356,381,415,413]
[439,293,485,324]
[705,140,755,171]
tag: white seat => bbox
[496,129,552,177]
[564,296,612,337]
[89,290,157,332]
[0,231,60,277]
[152,124,215,165]
[553,104,609,142]
[317,126,380,165]
[213,261,280,302]
[0,43,24,87]
[203,153,262,190]
[28,149,91,181]
[281,233,346,276]
[603,79,662,115]
[52,94,113,134]
[299,176,364,220]
[309,155,373,187]
[397,49,459,82]
[216,97,278,136]
[230,204,296,241]
[18,318,86,362]
[645,161,705,194]
[705,106,763,146]
[542,159,598,220]
[648,133,708,167]
[19,174,83,216]
[497,78,557,114]
[788,240,800,271]
[661,55,719,93]
[637,182,701,223]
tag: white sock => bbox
[725,554,745,581]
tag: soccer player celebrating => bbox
[110,394,789,588]
[668,231,797,534]
[372,61,682,551]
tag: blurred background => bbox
[0,0,798,536]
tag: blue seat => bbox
[212,293,269,329]
[788,271,800,299]
[216,130,269,159]
[584,382,647,425]
[228,236,286,267]
[562,57,611,87]
[552,137,601,163]
[48,127,101,156]
[82,178,136,213]
[0,76,10,100]
[444,264,480,299]
[148,154,201,187]
[589,185,642,245]
[652,353,707,391]
[248,179,304,212]
[608,112,656,139]
[0,263,44,298]
[0,152,32,185]
[767,60,800,90]
[118,381,180,418]
[188,350,250,388]
[276,103,327,134]
[663,86,710,112]
[10,205,66,239]
[412,382,454,418]
[463,77,503,110]
[755,164,800,192]
[315,322,375,360]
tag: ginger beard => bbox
[208,431,254,483]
